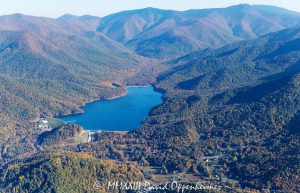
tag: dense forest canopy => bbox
[0,4,299,193]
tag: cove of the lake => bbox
[58,86,163,131]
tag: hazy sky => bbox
[0,0,300,18]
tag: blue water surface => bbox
[59,86,163,131]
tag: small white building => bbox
[41,120,48,124]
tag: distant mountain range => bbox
[0,13,101,34]
[1,4,300,62]
[97,4,300,59]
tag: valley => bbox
[0,4,299,193]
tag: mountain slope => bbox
[0,19,146,123]
[162,27,300,91]
[97,5,300,59]
[0,14,156,163]
[0,152,144,192]
[57,14,101,32]
[0,30,143,81]
[0,13,101,35]
[136,27,300,192]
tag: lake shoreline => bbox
[104,89,128,100]
[56,86,131,118]
[56,85,163,131]
[103,85,150,100]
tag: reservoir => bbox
[58,86,163,131]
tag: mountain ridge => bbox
[97,4,300,59]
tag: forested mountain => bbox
[0,152,144,192]
[0,14,154,119]
[1,5,300,193]
[0,14,157,164]
[136,27,300,192]
[97,4,300,59]
[58,14,101,32]
[161,27,300,90]
[0,13,101,34]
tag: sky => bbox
[0,0,300,18]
